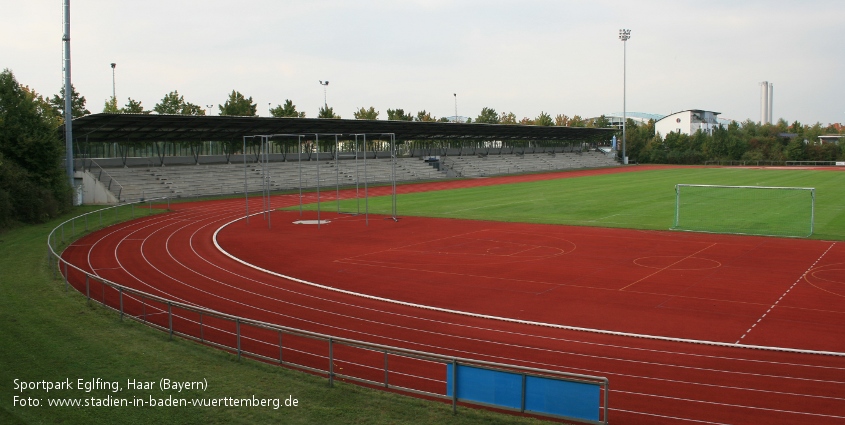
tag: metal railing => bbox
[705,160,842,167]
[47,201,609,424]
[86,159,126,201]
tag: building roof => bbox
[69,114,614,144]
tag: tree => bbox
[0,69,71,225]
[353,106,379,120]
[318,105,340,119]
[49,84,90,119]
[568,115,587,127]
[416,110,436,122]
[475,107,499,124]
[123,98,149,114]
[592,115,611,128]
[271,100,305,118]
[154,91,205,115]
[554,114,570,126]
[499,112,517,124]
[218,90,257,116]
[534,111,553,126]
[102,96,120,113]
[386,108,413,121]
[519,117,534,125]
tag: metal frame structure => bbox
[673,184,816,237]
[242,133,398,229]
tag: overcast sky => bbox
[3,1,843,125]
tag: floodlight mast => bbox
[619,28,631,165]
[63,0,73,187]
[110,63,116,101]
[453,93,457,123]
[319,80,329,109]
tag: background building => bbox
[655,109,721,137]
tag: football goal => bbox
[672,184,815,237]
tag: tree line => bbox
[2,67,844,228]
[623,119,845,164]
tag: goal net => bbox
[672,184,815,237]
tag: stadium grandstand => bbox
[69,114,616,203]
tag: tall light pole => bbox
[110,63,116,101]
[206,104,213,116]
[63,0,73,188]
[619,28,631,165]
[453,93,457,123]
[319,80,329,109]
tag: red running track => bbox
[61,166,845,424]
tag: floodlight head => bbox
[618,29,631,41]
[111,63,116,69]
[319,80,329,86]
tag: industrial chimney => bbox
[760,81,773,124]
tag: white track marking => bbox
[736,242,837,344]
[68,196,845,424]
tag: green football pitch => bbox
[316,167,845,241]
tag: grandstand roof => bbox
[69,114,613,144]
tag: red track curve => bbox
[61,166,845,425]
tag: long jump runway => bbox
[61,167,845,425]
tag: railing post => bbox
[119,288,124,320]
[85,275,90,304]
[63,261,68,292]
[451,359,458,415]
[236,319,241,361]
[384,352,389,388]
[328,338,334,387]
[168,302,173,339]
[99,209,102,228]
[520,373,526,413]
[199,312,204,342]
[142,296,147,323]
[604,380,609,425]
[279,331,283,364]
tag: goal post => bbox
[672,184,815,238]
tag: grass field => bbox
[323,167,845,241]
[0,208,548,425]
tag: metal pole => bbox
[451,359,457,414]
[63,0,74,188]
[279,331,283,364]
[85,274,89,303]
[298,136,303,216]
[119,288,123,320]
[168,302,173,339]
[328,338,334,387]
[200,312,204,342]
[236,319,241,360]
[619,29,631,165]
[810,188,816,236]
[355,135,360,214]
[391,134,397,220]
[674,184,680,228]
[316,134,321,229]
[336,135,340,214]
[384,352,389,388]
[364,135,369,226]
[244,136,249,224]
